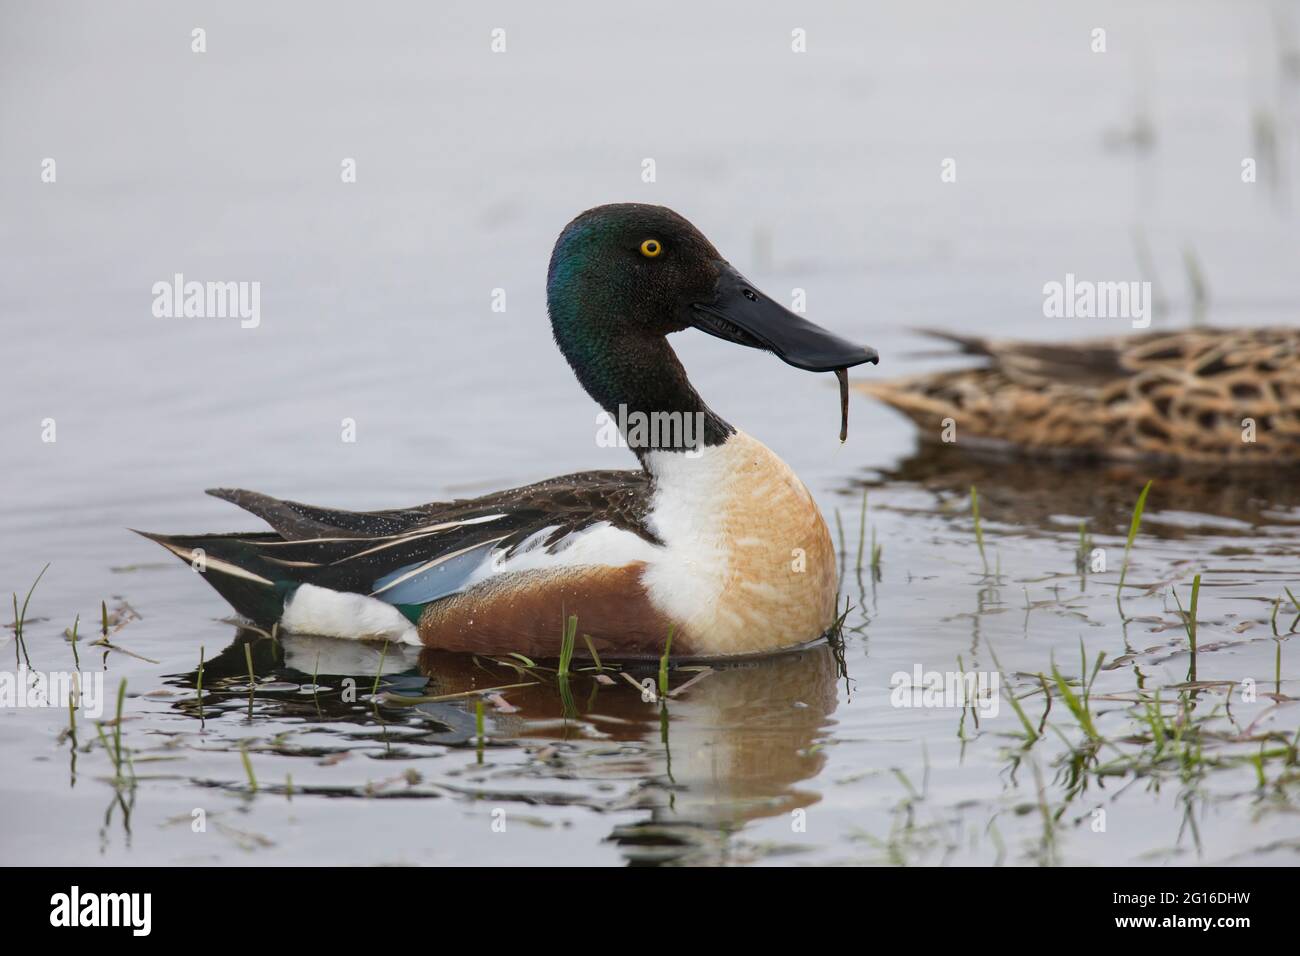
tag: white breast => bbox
[640,431,838,655]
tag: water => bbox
[2,0,1298,865]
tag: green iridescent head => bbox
[545,203,879,453]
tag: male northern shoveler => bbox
[141,204,879,659]
[857,328,1300,467]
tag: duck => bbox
[140,203,879,659]
[856,327,1299,467]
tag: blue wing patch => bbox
[370,539,499,606]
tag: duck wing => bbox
[138,469,658,624]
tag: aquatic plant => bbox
[659,626,674,697]
[1116,479,1154,618]
[9,563,48,670]
[558,614,578,678]
[970,486,988,574]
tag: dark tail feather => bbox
[914,329,1126,385]
[204,488,350,541]
[916,329,993,356]
[205,487,431,540]
[133,529,290,624]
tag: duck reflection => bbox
[170,628,842,864]
[603,646,840,864]
[868,442,1300,536]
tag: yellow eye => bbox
[640,239,662,258]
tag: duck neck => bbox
[553,323,735,461]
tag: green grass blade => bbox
[1116,479,1153,617]
[970,486,988,573]
[658,625,675,697]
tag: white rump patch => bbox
[281,584,420,645]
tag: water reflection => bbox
[864,443,1300,536]
[167,629,842,864]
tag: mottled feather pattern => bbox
[857,327,1300,465]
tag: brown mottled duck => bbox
[856,328,1299,467]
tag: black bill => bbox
[691,262,878,442]
[690,262,879,372]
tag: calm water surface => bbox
[2,1,1298,865]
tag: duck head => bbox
[546,203,879,453]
